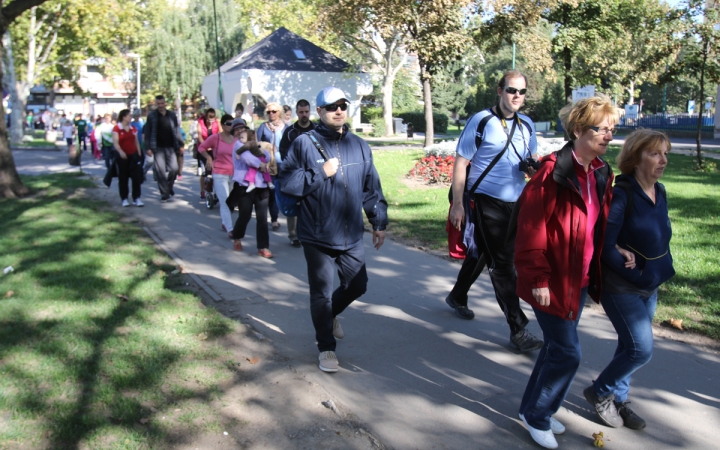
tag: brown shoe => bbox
[257,248,273,258]
[233,240,243,251]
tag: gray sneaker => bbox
[318,351,339,373]
[510,329,543,352]
[583,386,623,428]
[333,318,344,340]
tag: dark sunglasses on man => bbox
[324,103,348,112]
[504,87,528,96]
[222,121,233,126]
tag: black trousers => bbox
[230,185,269,249]
[303,241,368,352]
[450,193,528,335]
[268,175,279,222]
[116,154,142,201]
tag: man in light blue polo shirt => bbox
[446,69,543,353]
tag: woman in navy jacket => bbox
[585,129,675,431]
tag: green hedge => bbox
[361,106,383,123]
[370,117,386,137]
[397,111,448,133]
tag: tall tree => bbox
[320,0,408,137]
[402,0,471,146]
[674,0,720,167]
[0,0,53,198]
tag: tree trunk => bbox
[2,32,24,145]
[627,79,635,106]
[382,73,395,137]
[562,47,572,101]
[422,67,433,147]
[696,40,708,168]
[0,29,31,198]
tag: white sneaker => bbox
[318,351,339,373]
[520,413,565,435]
[520,414,558,449]
[121,199,130,207]
[268,182,275,189]
[133,198,144,207]
[246,183,256,193]
[333,318,344,340]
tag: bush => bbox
[361,106,383,123]
[370,117,386,137]
[397,111,449,133]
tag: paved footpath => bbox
[14,149,720,449]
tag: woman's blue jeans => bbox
[592,291,657,402]
[519,288,587,431]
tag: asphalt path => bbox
[13,149,720,449]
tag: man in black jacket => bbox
[143,95,184,202]
[279,99,315,247]
[279,87,388,373]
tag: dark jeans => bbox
[268,175,279,222]
[77,132,87,151]
[519,287,587,431]
[449,193,528,334]
[593,291,657,402]
[152,147,178,197]
[303,241,368,352]
[231,185,269,249]
[101,145,113,169]
[116,153,142,201]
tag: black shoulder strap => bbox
[306,130,329,161]
[473,111,494,150]
[614,179,636,223]
[467,117,517,194]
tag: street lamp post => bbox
[126,53,141,113]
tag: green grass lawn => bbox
[0,174,239,449]
[374,148,720,340]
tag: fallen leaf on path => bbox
[670,318,684,330]
[139,418,149,424]
[246,356,259,364]
[592,431,604,448]
[116,294,129,301]
[171,269,180,275]
[198,332,208,341]
[5,291,14,298]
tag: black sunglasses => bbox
[266,110,279,114]
[504,87,528,96]
[222,121,233,126]
[324,103,348,112]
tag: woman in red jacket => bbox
[514,95,623,449]
[197,108,219,199]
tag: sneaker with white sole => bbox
[133,198,144,207]
[333,318,344,340]
[510,329,544,352]
[318,351,339,373]
[246,183,256,193]
[519,414,565,435]
[121,199,130,207]
[520,414,558,449]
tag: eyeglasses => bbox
[266,110,278,114]
[222,121,233,126]
[323,103,348,112]
[504,87,527,96]
[588,126,615,135]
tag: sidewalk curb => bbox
[142,226,223,302]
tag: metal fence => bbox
[616,113,715,132]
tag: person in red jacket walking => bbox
[513,95,626,449]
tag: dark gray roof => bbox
[219,28,350,73]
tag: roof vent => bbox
[293,49,306,60]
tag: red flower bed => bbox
[407,155,455,185]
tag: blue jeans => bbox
[302,241,368,352]
[519,287,587,431]
[592,291,657,402]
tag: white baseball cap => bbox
[316,87,349,108]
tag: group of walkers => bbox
[444,70,675,449]
[90,76,674,449]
